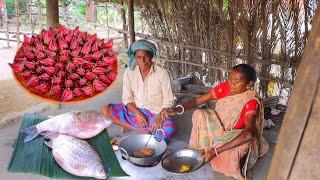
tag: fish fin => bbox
[44,139,53,149]
[21,125,40,143]
[40,131,58,139]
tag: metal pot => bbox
[119,129,167,166]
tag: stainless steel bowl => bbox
[161,149,204,173]
[119,129,167,166]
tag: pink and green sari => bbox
[189,90,269,179]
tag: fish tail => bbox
[21,125,39,143]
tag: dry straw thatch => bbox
[138,0,317,100]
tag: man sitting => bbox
[101,40,175,142]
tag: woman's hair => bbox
[232,64,257,82]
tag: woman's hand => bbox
[135,111,148,127]
[163,107,179,116]
[202,148,217,163]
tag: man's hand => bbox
[135,111,148,127]
[151,108,168,132]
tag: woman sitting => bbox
[165,64,269,179]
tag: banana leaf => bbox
[7,113,128,179]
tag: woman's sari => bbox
[189,90,269,179]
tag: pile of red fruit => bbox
[9,25,118,102]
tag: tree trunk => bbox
[46,0,59,28]
[128,0,135,44]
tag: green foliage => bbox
[5,0,27,14]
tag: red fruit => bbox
[24,35,32,45]
[65,79,74,88]
[55,63,64,70]
[43,66,56,74]
[58,24,69,36]
[48,39,58,51]
[40,58,55,66]
[65,33,73,44]
[60,50,71,56]
[93,50,105,59]
[69,73,80,80]
[73,88,83,97]
[70,37,80,50]
[35,83,50,94]
[91,42,99,53]
[42,30,52,45]
[26,76,39,87]
[83,54,94,61]
[58,35,68,49]
[96,61,107,67]
[9,63,24,73]
[76,67,85,76]
[44,50,57,58]
[79,78,87,86]
[36,67,44,74]
[73,58,87,66]
[58,71,67,78]
[31,35,41,45]
[35,43,44,52]
[39,73,51,81]
[20,71,33,78]
[25,50,35,60]
[24,61,36,70]
[102,56,116,64]
[59,56,69,63]
[60,89,74,102]
[71,48,81,57]
[97,39,104,49]
[52,76,62,84]
[81,40,92,55]
[36,51,46,60]
[108,71,117,81]
[71,26,80,36]
[15,57,27,63]
[66,63,76,72]
[99,75,111,85]
[92,67,106,75]
[51,85,62,96]
[83,62,95,69]
[82,86,94,96]
[93,80,107,92]
[104,39,113,49]
[84,72,97,80]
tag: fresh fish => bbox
[21,110,112,143]
[44,134,108,179]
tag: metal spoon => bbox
[144,131,155,147]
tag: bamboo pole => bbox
[3,0,10,47]
[26,0,35,35]
[15,0,20,47]
[121,2,128,48]
[46,0,59,28]
[105,3,110,38]
[37,0,42,29]
[128,0,135,43]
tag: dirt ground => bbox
[0,80,42,117]
[0,47,42,118]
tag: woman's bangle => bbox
[176,105,185,115]
[213,147,219,156]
